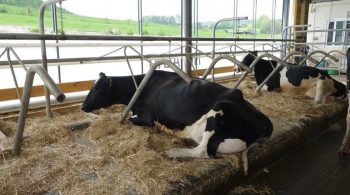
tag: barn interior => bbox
[0,0,349,194]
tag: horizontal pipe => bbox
[0,50,280,67]
[295,29,350,33]
[0,33,294,42]
[202,55,251,79]
[299,50,339,66]
[0,41,288,48]
[0,91,86,114]
[0,72,239,114]
[294,42,350,45]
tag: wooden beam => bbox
[191,66,235,77]
[0,80,94,102]
[0,66,236,102]
[0,102,82,120]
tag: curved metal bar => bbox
[299,50,339,66]
[120,59,191,123]
[212,17,248,59]
[229,43,249,57]
[316,50,346,67]
[174,43,215,78]
[123,45,153,89]
[202,54,252,80]
[12,65,65,155]
[235,53,291,90]
[284,51,319,65]
[39,0,66,117]
[255,51,320,93]
[262,43,283,53]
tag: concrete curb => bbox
[165,102,347,195]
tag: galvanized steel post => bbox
[12,65,65,155]
[183,0,192,76]
[39,0,66,117]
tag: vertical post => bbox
[272,0,276,39]
[182,0,192,76]
[51,4,61,83]
[40,1,54,117]
[281,0,290,58]
[253,0,257,50]
[233,0,238,37]
[138,0,144,74]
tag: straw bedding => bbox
[0,78,345,194]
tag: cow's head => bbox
[244,51,281,91]
[331,78,347,99]
[242,51,258,66]
[81,72,115,112]
[221,90,273,143]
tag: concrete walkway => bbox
[229,119,350,195]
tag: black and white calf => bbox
[242,52,347,104]
[82,70,272,162]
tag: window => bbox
[327,22,334,45]
[326,19,349,45]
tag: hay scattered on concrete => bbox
[0,105,239,194]
[0,78,345,194]
[223,78,345,135]
[227,184,273,195]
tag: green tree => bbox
[258,15,272,34]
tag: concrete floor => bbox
[230,119,350,195]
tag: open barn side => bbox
[0,77,347,194]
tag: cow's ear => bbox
[106,77,113,87]
[99,72,106,78]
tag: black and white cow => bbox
[82,70,272,162]
[242,52,347,104]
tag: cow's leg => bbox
[165,130,214,158]
[156,111,219,145]
[305,85,316,99]
[129,112,154,127]
[154,121,193,139]
[314,78,334,104]
[166,112,222,158]
[242,150,248,176]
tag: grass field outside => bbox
[0,3,281,39]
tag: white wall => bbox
[306,0,350,71]
[307,0,350,47]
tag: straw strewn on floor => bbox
[0,78,345,194]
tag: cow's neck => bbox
[110,75,145,105]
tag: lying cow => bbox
[82,71,272,164]
[242,52,347,104]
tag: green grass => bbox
[0,3,280,38]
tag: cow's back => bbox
[136,71,235,129]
